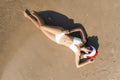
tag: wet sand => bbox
[0,0,120,80]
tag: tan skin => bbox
[24,9,94,68]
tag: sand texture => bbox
[0,0,120,80]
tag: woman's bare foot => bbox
[23,9,32,19]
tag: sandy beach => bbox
[0,0,120,80]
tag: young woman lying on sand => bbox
[24,9,98,68]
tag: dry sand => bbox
[0,0,120,80]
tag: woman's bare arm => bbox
[70,28,87,44]
[75,54,94,68]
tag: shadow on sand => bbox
[35,10,99,50]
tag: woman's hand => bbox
[88,59,95,63]
[63,30,70,34]
[81,47,91,53]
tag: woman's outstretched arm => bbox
[75,54,94,68]
[70,28,87,44]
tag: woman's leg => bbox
[24,10,56,42]
[31,13,62,41]
[41,26,64,34]
[24,9,40,28]
[41,30,56,42]
[31,11,64,34]
[24,9,65,40]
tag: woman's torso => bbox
[59,34,73,46]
